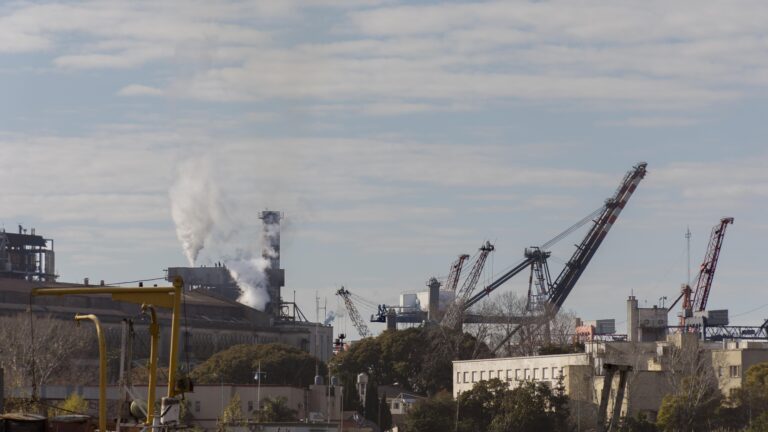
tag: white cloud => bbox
[117,84,164,96]
[599,116,700,128]
[3,1,768,110]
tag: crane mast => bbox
[691,217,734,313]
[336,286,372,338]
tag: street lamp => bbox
[254,362,266,417]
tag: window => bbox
[194,401,200,413]
[559,368,565,378]
[457,372,461,383]
[543,368,548,379]
[730,365,741,378]
[533,368,539,379]
[489,370,495,379]
[480,371,486,380]
[393,402,400,410]
[472,371,477,382]
[525,369,531,379]
[506,370,512,381]
[717,367,723,378]
[498,370,503,380]
[463,372,469,383]
[515,369,521,380]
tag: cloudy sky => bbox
[2,0,767,337]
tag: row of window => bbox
[457,366,565,384]
[717,365,741,378]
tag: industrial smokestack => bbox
[260,211,285,317]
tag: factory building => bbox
[0,215,333,372]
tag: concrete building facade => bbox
[453,333,768,428]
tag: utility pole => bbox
[686,226,692,285]
[256,361,262,416]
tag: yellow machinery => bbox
[32,277,186,430]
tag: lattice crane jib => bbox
[445,254,470,293]
[691,217,734,313]
[336,286,372,338]
[441,241,494,328]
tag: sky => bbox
[2,0,767,338]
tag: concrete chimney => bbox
[627,295,639,342]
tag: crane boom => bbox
[441,241,494,327]
[548,162,647,308]
[445,254,471,292]
[691,217,734,312]
[336,286,372,338]
[464,162,648,312]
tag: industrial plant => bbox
[2,162,767,432]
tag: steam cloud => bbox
[169,158,271,311]
[323,311,336,326]
[169,159,219,265]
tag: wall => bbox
[452,353,591,397]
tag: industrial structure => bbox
[0,212,334,370]
[347,162,648,349]
[454,295,768,431]
[0,225,56,282]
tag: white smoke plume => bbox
[169,159,219,265]
[169,157,272,311]
[227,255,271,310]
[323,311,336,326]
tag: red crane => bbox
[444,254,470,293]
[441,241,495,328]
[669,217,734,324]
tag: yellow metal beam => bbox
[142,305,160,425]
[32,278,186,423]
[75,314,106,432]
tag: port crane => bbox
[336,286,373,338]
[473,162,647,352]
[441,241,495,328]
[467,162,647,312]
[444,253,471,293]
[367,162,647,338]
[667,217,734,326]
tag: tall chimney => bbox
[259,211,285,317]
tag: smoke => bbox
[169,157,272,311]
[169,159,220,265]
[227,255,271,310]
[323,311,336,326]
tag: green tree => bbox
[379,392,393,431]
[457,378,508,432]
[191,343,325,387]
[656,376,722,432]
[488,380,565,432]
[331,326,491,396]
[255,397,298,422]
[364,379,379,424]
[719,361,768,430]
[342,376,361,412]
[404,391,456,432]
[619,413,658,432]
[218,393,245,428]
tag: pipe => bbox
[142,304,159,426]
[168,277,182,397]
[75,314,106,432]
